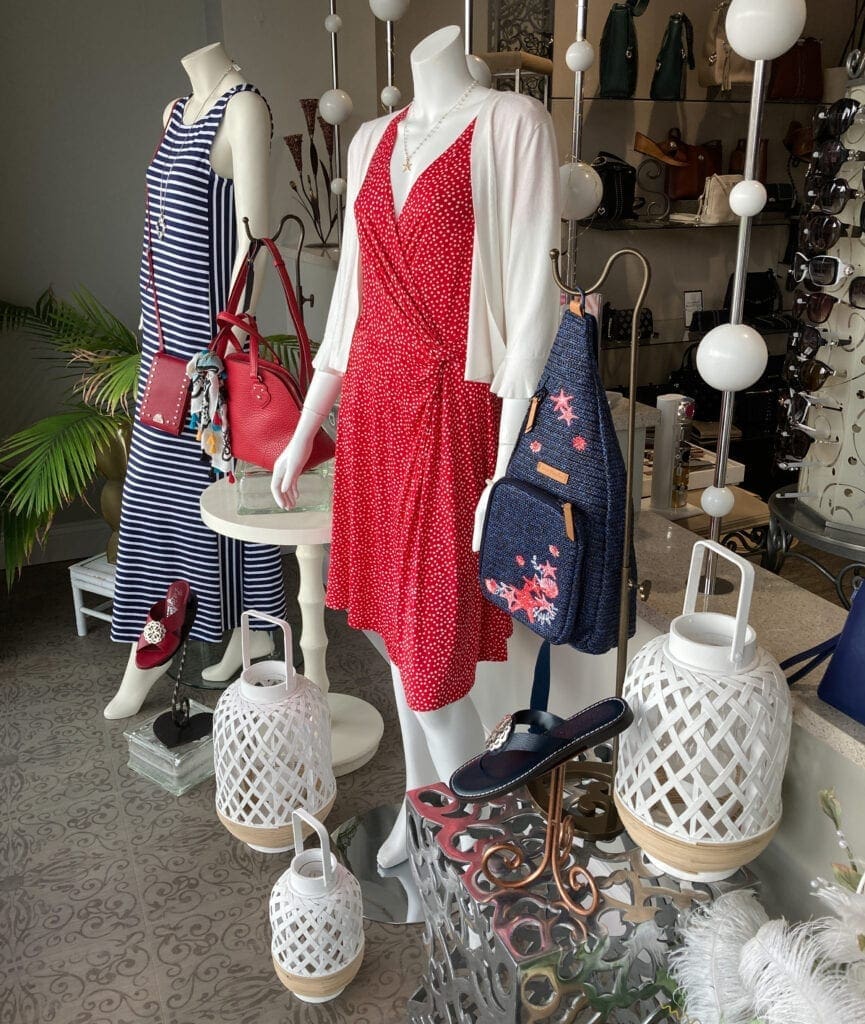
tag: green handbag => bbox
[650,12,695,101]
[599,0,650,99]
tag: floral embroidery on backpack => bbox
[484,552,560,626]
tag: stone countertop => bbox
[634,510,863,770]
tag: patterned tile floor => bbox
[0,559,423,1024]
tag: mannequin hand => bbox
[271,432,315,510]
[472,480,495,553]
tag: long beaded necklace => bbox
[400,81,478,173]
[156,62,239,239]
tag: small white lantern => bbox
[213,612,336,852]
[615,540,792,882]
[270,809,364,1003]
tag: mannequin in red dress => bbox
[272,26,558,867]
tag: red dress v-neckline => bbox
[324,110,512,713]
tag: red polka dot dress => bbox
[326,109,513,712]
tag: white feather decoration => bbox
[668,889,768,1024]
[739,919,865,1024]
[813,883,865,965]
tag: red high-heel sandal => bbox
[135,580,198,670]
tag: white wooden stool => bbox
[68,553,116,636]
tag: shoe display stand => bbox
[406,781,751,1024]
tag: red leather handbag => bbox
[211,237,335,473]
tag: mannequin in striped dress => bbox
[105,43,283,718]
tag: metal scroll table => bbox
[200,477,383,776]
[407,782,751,1024]
[762,489,865,608]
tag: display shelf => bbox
[588,216,792,232]
[552,94,820,105]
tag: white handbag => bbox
[696,174,743,226]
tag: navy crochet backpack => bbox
[479,306,636,657]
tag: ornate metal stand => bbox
[407,782,751,1024]
[482,764,599,933]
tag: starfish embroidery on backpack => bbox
[549,388,576,425]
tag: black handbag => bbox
[602,303,654,344]
[667,343,722,420]
[599,0,651,99]
[650,12,695,100]
[689,309,729,334]
[592,152,639,220]
[723,269,782,321]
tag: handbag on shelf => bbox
[699,0,753,91]
[479,303,635,655]
[663,128,723,201]
[783,120,814,161]
[765,183,799,217]
[667,343,723,420]
[592,152,640,220]
[599,0,650,99]
[689,309,729,334]
[650,12,694,101]
[781,584,865,726]
[728,138,768,184]
[723,269,782,320]
[696,174,742,225]
[208,237,335,473]
[767,37,824,102]
[602,303,654,344]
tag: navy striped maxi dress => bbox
[111,84,286,644]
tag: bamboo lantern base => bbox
[614,793,779,883]
[217,794,336,853]
[272,946,364,1003]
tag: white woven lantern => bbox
[270,808,364,1002]
[213,611,336,852]
[615,540,792,882]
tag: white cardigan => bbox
[313,90,562,399]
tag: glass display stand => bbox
[406,781,752,1024]
[124,700,215,795]
[235,460,333,515]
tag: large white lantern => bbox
[270,809,365,1003]
[213,611,336,852]
[615,541,792,882]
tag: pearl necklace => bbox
[156,61,239,239]
[401,81,478,173]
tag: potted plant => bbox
[0,288,138,583]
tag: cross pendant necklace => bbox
[402,157,412,172]
[400,80,478,174]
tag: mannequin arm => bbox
[471,396,530,551]
[271,368,344,509]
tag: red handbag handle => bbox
[210,236,314,395]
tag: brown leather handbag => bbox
[767,38,823,102]
[728,138,768,184]
[663,128,723,201]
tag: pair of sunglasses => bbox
[782,355,838,391]
[792,279,865,322]
[806,174,865,215]
[790,325,825,359]
[813,98,865,143]
[798,212,861,254]
[792,252,855,288]
[811,139,865,177]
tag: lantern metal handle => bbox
[682,540,755,668]
[241,610,295,679]
[291,808,334,890]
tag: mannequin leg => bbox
[200,626,274,682]
[103,644,172,719]
[378,664,438,869]
[378,663,485,868]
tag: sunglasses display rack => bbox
[790,80,865,537]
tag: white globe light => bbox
[319,88,354,125]
[381,85,402,108]
[725,0,807,61]
[369,0,410,21]
[697,323,768,392]
[324,13,342,32]
[466,54,492,87]
[701,486,736,518]
[565,39,595,73]
[331,177,347,197]
[729,179,767,218]
[560,161,603,221]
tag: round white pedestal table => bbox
[200,478,383,776]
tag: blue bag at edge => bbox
[479,306,636,656]
[781,583,865,725]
